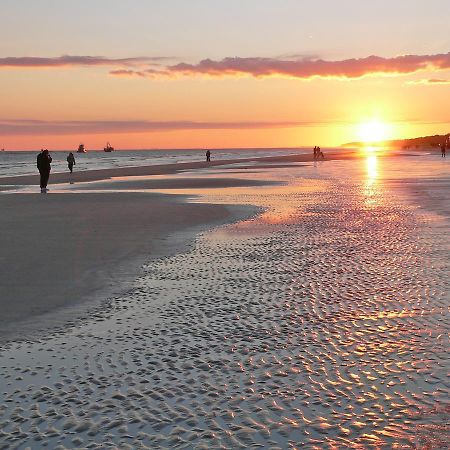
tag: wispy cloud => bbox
[109,68,161,78]
[0,55,172,68]
[408,78,450,85]
[0,119,321,135]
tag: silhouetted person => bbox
[67,152,76,173]
[313,146,317,159]
[441,144,446,158]
[206,150,211,162]
[37,149,52,193]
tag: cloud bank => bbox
[0,119,317,136]
[1,52,449,80]
[112,52,450,80]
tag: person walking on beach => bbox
[67,152,76,173]
[313,146,317,159]
[206,149,211,162]
[37,149,52,193]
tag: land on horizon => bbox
[342,132,450,149]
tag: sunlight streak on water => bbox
[364,154,379,207]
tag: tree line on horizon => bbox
[343,133,450,149]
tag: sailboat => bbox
[77,143,87,153]
[104,142,114,152]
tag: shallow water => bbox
[0,154,449,449]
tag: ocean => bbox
[0,148,314,178]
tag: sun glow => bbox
[358,120,391,144]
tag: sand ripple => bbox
[1,161,449,449]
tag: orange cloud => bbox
[166,53,450,79]
[110,52,450,80]
[3,52,450,80]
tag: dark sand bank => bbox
[0,191,257,343]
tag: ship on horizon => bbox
[77,144,87,153]
[104,142,114,152]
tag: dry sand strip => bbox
[0,150,360,187]
[0,190,258,344]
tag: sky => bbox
[1,0,449,150]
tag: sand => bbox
[0,149,426,343]
[0,151,329,343]
[0,189,258,344]
[0,151,448,448]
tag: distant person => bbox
[67,152,76,173]
[206,149,211,162]
[441,143,446,158]
[37,149,52,193]
[313,146,317,159]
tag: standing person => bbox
[67,152,76,173]
[441,143,446,158]
[206,149,211,162]
[37,149,52,193]
[313,146,317,159]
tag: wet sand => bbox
[0,189,258,344]
[0,153,448,448]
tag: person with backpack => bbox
[37,149,52,193]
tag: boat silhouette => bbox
[104,142,114,152]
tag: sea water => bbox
[0,148,313,178]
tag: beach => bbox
[0,152,312,343]
[0,150,449,448]
[0,191,258,343]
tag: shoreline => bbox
[0,148,424,189]
[0,150,359,187]
[0,149,429,344]
[0,151,448,448]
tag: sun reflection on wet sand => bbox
[364,151,380,207]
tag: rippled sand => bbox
[1,156,449,449]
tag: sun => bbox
[358,120,391,144]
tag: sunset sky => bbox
[1,0,450,150]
